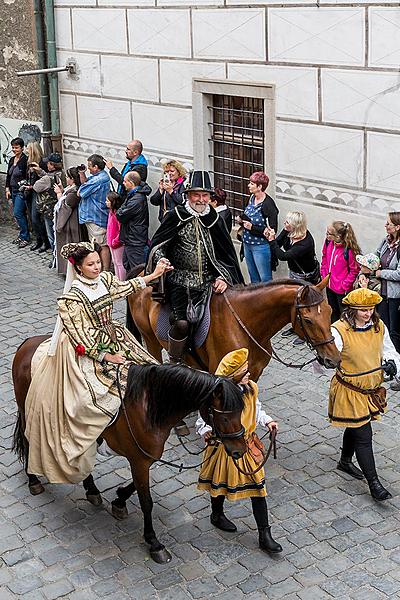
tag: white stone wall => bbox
[55,1,400,251]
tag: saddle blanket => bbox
[156,297,211,349]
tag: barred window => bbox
[209,95,265,216]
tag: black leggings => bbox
[326,288,346,323]
[342,422,377,481]
[211,495,269,529]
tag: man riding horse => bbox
[146,170,244,365]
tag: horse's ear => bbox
[316,274,330,291]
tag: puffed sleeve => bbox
[103,272,147,302]
[58,298,105,362]
[255,398,273,428]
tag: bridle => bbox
[294,287,335,352]
[206,405,245,441]
[224,285,335,370]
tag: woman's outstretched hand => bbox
[264,227,275,241]
[104,353,126,364]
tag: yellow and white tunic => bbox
[197,381,272,501]
[329,318,399,428]
[25,272,156,484]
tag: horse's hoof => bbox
[111,503,128,520]
[86,493,103,506]
[29,482,45,496]
[150,548,172,564]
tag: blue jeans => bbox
[44,216,55,250]
[244,242,272,283]
[11,190,30,241]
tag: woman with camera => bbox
[5,137,29,247]
[150,160,187,222]
[53,167,83,275]
[236,171,279,283]
[25,142,49,253]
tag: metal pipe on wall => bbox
[44,0,62,154]
[33,0,52,154]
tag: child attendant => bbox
[196,348,282,554]
[106,192,126,281]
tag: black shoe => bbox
[368,477,392,501]
[210,512,237,532]
[337,459,364,480]
[259,526,282,553]
[38,246,50,253]
[281,328,295,337]
[30,242,42,251]
[18,240,29,248]
[174,420,190,437]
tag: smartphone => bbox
[163,173,171,184]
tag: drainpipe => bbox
[44,0,62,154]
[33,0,52,155]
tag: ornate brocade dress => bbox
[25,272,156,484]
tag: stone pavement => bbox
[1,224,400,600]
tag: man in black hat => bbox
[147,170,244,366]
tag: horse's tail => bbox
[12,411,28,467]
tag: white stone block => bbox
[369,8,400,68]
[160,60,225,106]
[276,122,363,186]
[368,132,400,193]
[101,56,158,102]
[128,9,191,58]
[60,94,78,136]
[192,9,265,60]
[99,0,154,4]
[322,70,400,131]
[55,0,95,5]
[72,9,127,53]
[159,0,221,4]
[57,51,101,95]
[77,96,132,143]
[228,64,317,120]
[133,104,192,156]
[55,8,72,49]
[268,7,364,66]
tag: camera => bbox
[17,179,29,191]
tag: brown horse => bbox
[129,276,341,379]
[12,352,246,564]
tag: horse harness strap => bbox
[223,290,329,370]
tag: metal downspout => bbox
[33,0,52,154]
[44,0,62,153]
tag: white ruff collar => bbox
[185,201,210,218]
[76,273,101,288]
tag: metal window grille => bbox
[209,95,265,216]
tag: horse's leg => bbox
[132,460,171,564]
[111,481,136,520]
[82,474,102,506]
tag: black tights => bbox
[342,422,377,481]
[211,495,269,529]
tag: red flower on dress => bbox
[68,257,75,264]
[75,344,86,356]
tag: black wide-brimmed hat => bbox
[186,170,213,193]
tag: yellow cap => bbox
[215,348,249,377]
[342,288,382,309]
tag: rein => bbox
[115,365,239,472]
[223,287,333,370]
[233,428,277,477]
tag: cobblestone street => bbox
[2,223,400,599]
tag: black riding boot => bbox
[350,423,392,501]
[251,497,282,553]
[210,496,237,532]
[338,428,364,479]
[167,333,188,364]
[368,478,392,501]
[337,456,364,480]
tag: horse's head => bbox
[200,378,247,459]
[291,276,341,370]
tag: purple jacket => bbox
[321,241,359,294]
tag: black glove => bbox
[382,359,397,380]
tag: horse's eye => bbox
[303,318,313,325]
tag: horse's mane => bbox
[231,278,324,305]
[124,363,244,426]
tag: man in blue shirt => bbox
[78,154,111,269]
[106,140,148,198]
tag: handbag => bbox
[292,256,321,285]
[246,432,265,465]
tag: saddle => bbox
[156,290,212,348]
